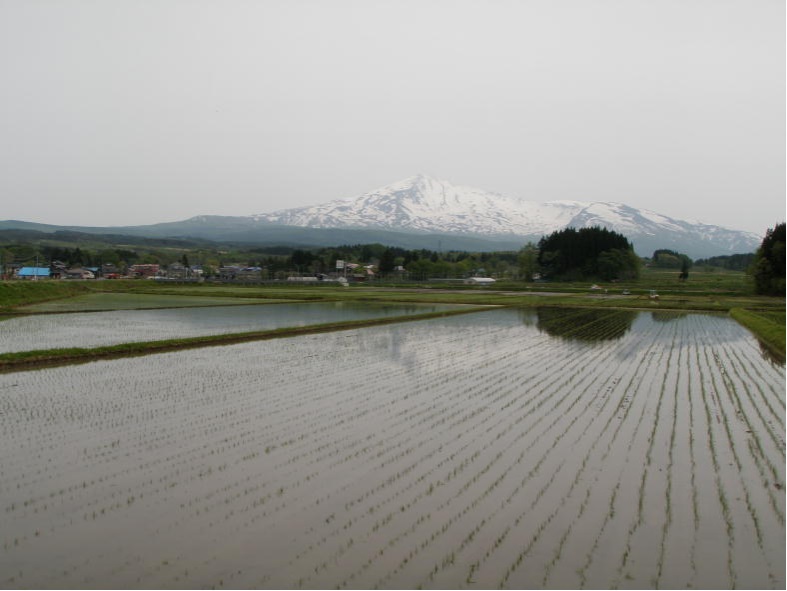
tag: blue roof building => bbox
[17,267,51,278]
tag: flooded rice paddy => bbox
[0,308,783,589]
[0,301,464,354]
[19,292,279,312]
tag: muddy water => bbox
[0,301,468,353]
[0,309,782,589]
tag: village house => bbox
[464,277,496,285]
[127,264,160,278]
[237,267,262,281]
[16,266,51,280]
[218,266,241,280]
[167,262,189,279]
[100,263,121,278]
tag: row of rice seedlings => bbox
[302,310,652,588]
[615,327,680,587]
[176,363,419,531]
[0,344,332,556]
[492,317,675,589]
[577,344,675,588]
[709,346,785,527]
[1,310,782,588]
[657,317,708,588]
[604,316,768,591]
[723,347,786,465]
[288,441,480,587]
[716,337,785,463]
[508,314,678,588]
[467,338,652,588]
[1,324,540,560]
[694,331,740,587]
[1,301,448,354]
[296,327,596,586]
[300,332,526,485]
[697,325,783,583]
[237,322,544,584]
[579,317,705,589]
[286,334,563,587]
[653,326,687,586]
[458,359,625,590]
[141,317,787,587]
[379,313,663,589]
[113,344,406,584]
[0,320,458,584]
[0,324,740,588]
[264,324,516,476]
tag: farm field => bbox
[0,301,468,354]
[0,308,783,589]
[18,292,288,312]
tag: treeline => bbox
[252,245,520,279]
[1,244,145,268]
[751,223,785,295]
[694,253,755,271]
[650,249,691,269]
[0,240,523,280]
[4,225,777,288]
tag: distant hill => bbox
[0,220,524,252]
[0,227,220,249]
[0,175,762,257]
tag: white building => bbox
[464,277,496,285]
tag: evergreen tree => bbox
[679,257,690,281]
[751,223,786,295]
[538,226,637,280]
[378,248,396,274]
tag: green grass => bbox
[0,273,777,314]
[729,308,786,362]
[19,292,294,312]
[0,281,92,309]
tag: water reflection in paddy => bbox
[0,301,470,353]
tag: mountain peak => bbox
[251,176,760,257]
[378,173,443,195]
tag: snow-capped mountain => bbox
[252,174,760,258]
[255,174,584,236]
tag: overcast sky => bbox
[1,0,784,235]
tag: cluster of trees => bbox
[533,227,640,281]
[751,223,785,295]
[1,244,172,270]
[650,249,690,269]
[38,246,142,267]
[250,245,521,280]
[650,249,691,280]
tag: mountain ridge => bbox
[0,175,762,258]
[249,174,760,257]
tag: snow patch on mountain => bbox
[251,174,760,257]
[256,174,584,236]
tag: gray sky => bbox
[1,0,784,235]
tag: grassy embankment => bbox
[1,269,783,368]
[729,308,786,363]
[0,280,92,308]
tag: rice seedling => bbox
[0,308,781,589]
